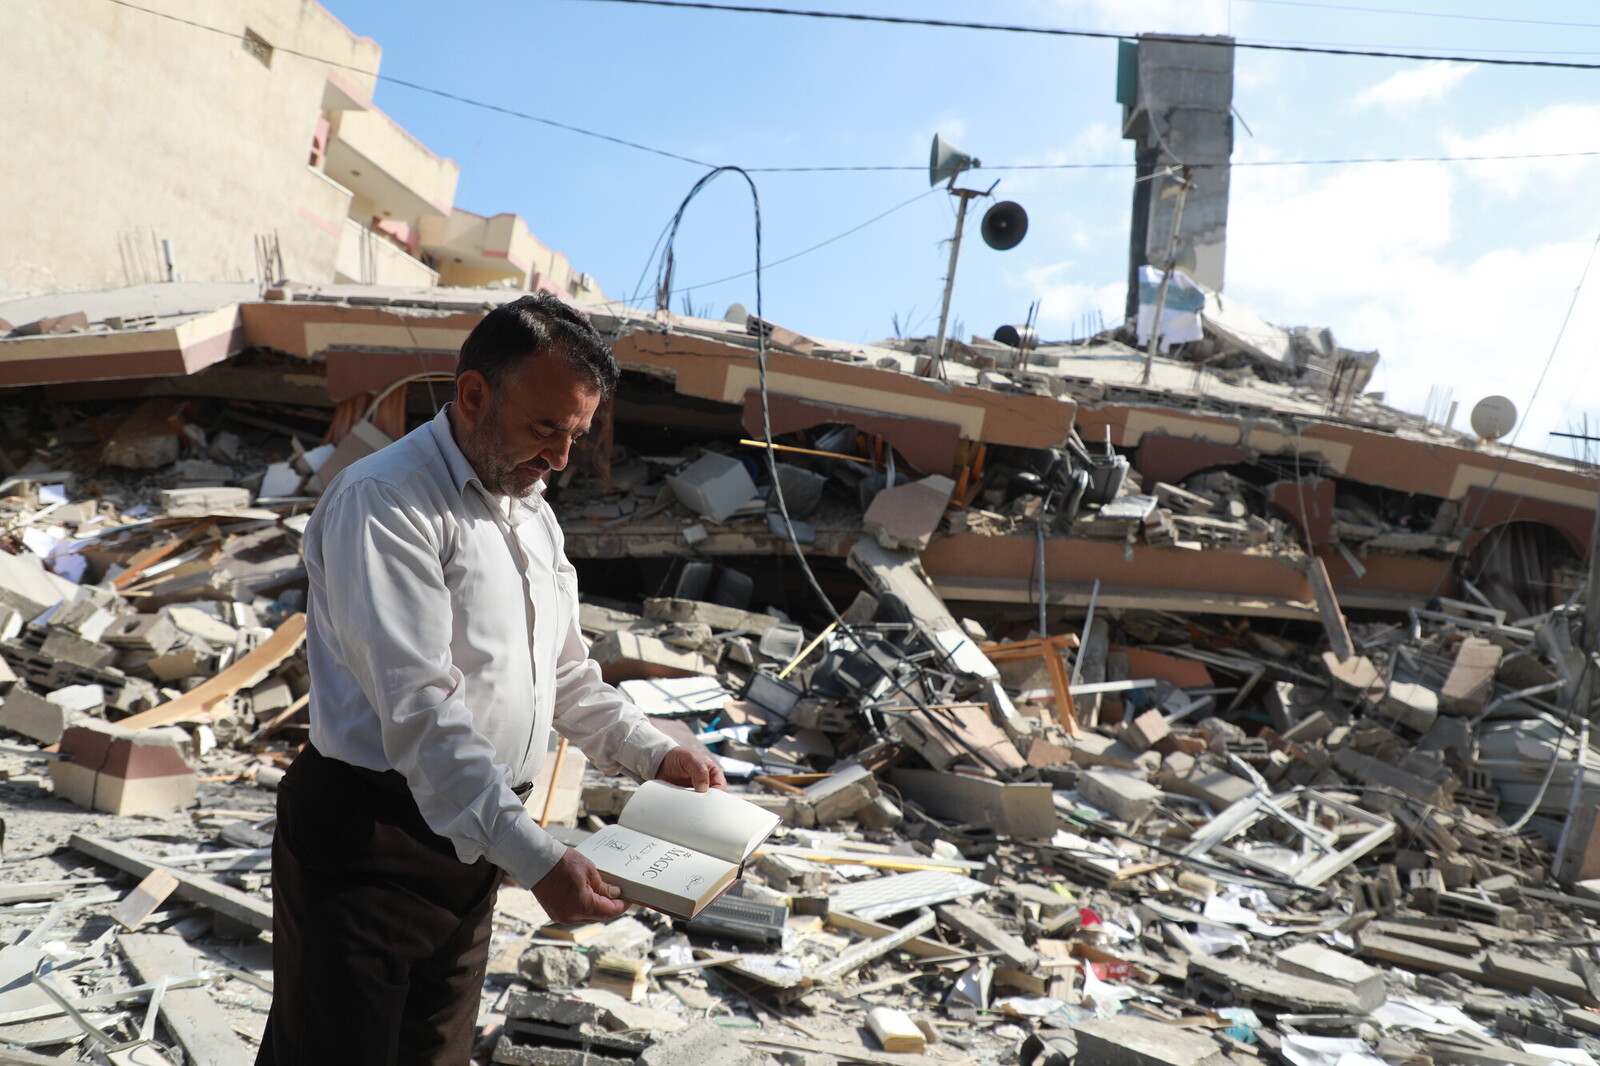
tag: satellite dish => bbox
[994,324,1039,351]
[724,303,749,325]
[1470,395,1517,440]
[981,201,1028,250]
[929,134,979,188]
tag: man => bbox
[258,294,725,1066]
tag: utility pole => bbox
[931,187,986,381]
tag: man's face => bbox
[453,353,601,499]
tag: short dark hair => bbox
[456,293,619,398]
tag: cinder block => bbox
[102,614,182,654]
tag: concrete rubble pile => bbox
[4,394,1600,1066]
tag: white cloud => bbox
[1443,103,1600,198]
[1015,262,1124,337]
[1354,62,1476,111]
[1224,158,1600,458]
[1037,0,1227,35]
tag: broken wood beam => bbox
[114,613,306,730]
[808,907,936,984]
[70,833,272,934]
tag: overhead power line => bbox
[100,0,1600,176]
[1240,0,1600,33]
[566,0,1600,70]
[748,149,1600,173]
[102,0,715,167]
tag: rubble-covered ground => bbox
[3,393,1600,1066]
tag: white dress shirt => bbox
[302,405,679,887]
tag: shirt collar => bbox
[428,404,481,496]
[427,403,549,512]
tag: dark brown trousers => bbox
[256,744,501,1066]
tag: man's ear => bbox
[455,370,490,430]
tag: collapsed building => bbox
[0,275,1599,1065]
[6,6,1600,1064]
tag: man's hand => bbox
[654,746,727,792]
[532,849,628,924]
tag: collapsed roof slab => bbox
[0,304,244,387]
[608,329,1078,462]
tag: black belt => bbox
[310,745,536,800]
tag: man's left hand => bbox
[655,747,727,792]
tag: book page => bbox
[618,780,781,865]
[575,823,736,918]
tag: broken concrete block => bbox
[890,768,1056,838]
[802,762,878,826]
[1441,637,1502,715]
[666,454,757,523]
[1078,768,1161,822]
[49,721,197,816]
[771,463,827,519]
[636,1021,755,1066]
[46,683,105,715]
[518,945,591,989]
[1379,681,1439,733]
[102,401,185,469]
[1275,942,1386,1011]
[591,632,715,683]
[863,474,955,552]
[1072,1017,1227,1066]
[1191,955,1364,1013]
[0,550,77,619]
[40,629,116,669]
[1157,765,1255,811]
[158,486,252,516]
[1122,708,1169,752]
[259,461,302,498]
[1323,652,1382,693]
[0,687,67,744]
[102,614,182,654]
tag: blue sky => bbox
[324,0,1600,460]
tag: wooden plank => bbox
[119,932,253,1066]
[824,910,953,959]
[111,868,180,930]
[115,613,306,730]
[70,834,272,934]
[809,909,936,985]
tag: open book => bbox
[575,781,781,919]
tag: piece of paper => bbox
[1280,1035,1388,1066]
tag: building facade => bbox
[1,0,603,301]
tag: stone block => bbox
[158,486,252,516]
